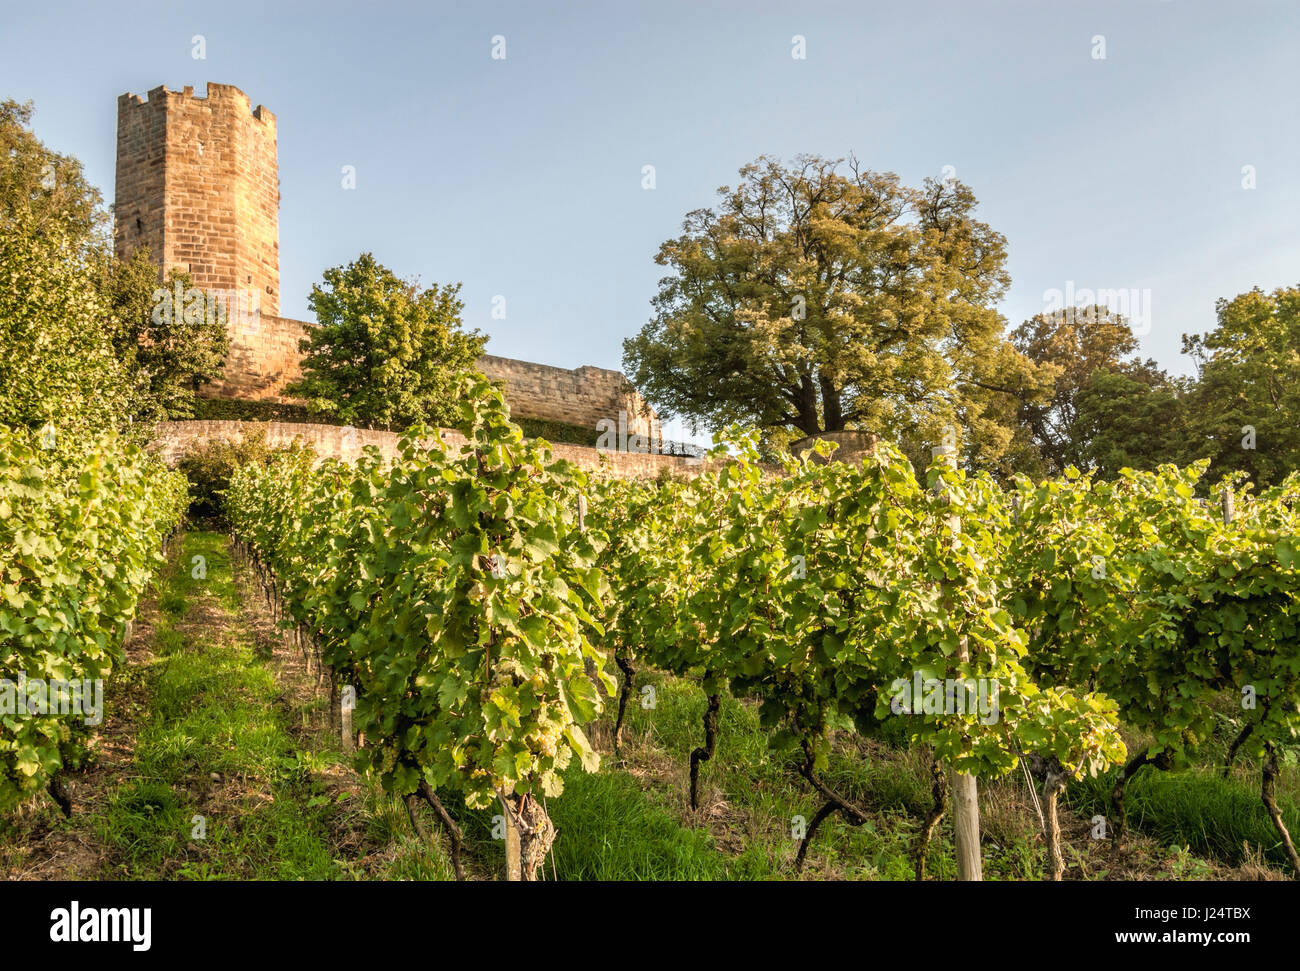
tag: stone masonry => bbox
[115,83,303,399]
[475,355,657,439]
[204,311,314,400]
[115,82,659,427]
[116,83,280,317]
[151,420,708,480]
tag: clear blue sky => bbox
[3,0,1298,438]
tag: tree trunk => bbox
[340,687,355,755]
[950,770,982,880]
[793,746,870,872]
[47,776,72,818]
[501,792,556,882]
[418,780,466,881]
[794,800,837,874]
[1262,746,1300,877]
[914,757,947,880]
[819,373,844,431]
[689,692,721,810]
[796,372,821,434]
[1043,763,1069,881]
[1110,747,1146,848]
[932,445,982,881]
[613,654,635,757]
[503,802,522,881]
[1222,722,1253,778]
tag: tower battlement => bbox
[115,82,280,321]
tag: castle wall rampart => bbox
[151,420,707,480]
[117,83,660,434]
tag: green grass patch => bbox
[514,416,598,447]
[599,670,1019,880]
[547,767,766,880]
[92,531,344,879]
[191,398,317,424]
[1068,764,1300,869]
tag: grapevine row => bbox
[227,377,613,880]
[227,378,1300,878]
[0,427,186,813]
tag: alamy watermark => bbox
[1,671,104,726]
[596,409,664,454]
[1042,280,1151,336]
[595,409,705,462]
[889,671,1000,725]
[50,901,151,951]
[151,280,260,330]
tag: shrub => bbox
[176,429,311,521]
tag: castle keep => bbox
[114,82,657,437]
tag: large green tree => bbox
[287,253,487,429]
[1182,285,1300,487]
[0,100,129,440]
[0,100,229,437]
[1009,305,1185,477]
[623,155,1034,468]
[1073,370,1191,477]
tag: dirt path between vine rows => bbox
[1,532,379,879]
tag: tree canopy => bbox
[0,100,128,441]
[1009,305,1184,477]
[623,154,1035,469]
[100,249,230,422]
[287,253,487,430]
[0,100,231,438]
[1182,285,1300,487]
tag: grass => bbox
[367,743,749,881]
[594,669,1005,880]
[547,767,771,879]
[586,667,1293,880]
[1059,692,1300,872]
[191,398,317,424]
[88,532,345,879]
[1068,762,1300,870]
[110,531,747,882]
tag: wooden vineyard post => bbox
[501,794,522,881]
[932,443,983,881]
[341,684,356,755]
[1222,484,1235,526]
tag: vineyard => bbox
[7,11,1299,954]
[0,427,186,815]
[191,376,1300,881]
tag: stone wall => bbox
[476,355,657,438]
[151,420,711,480]
[200,314,311,401]
[187,335,662,423]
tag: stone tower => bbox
[115,83,280,317]
[115,83,306,400]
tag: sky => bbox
[2,0,1298,442]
